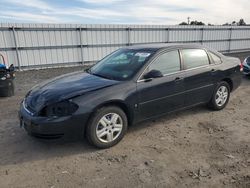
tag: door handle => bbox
[175,77,183,82]
[144,78,153,82]
[211,68,216,72]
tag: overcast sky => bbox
[0,0,249,25]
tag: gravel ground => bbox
[0,53,250,188]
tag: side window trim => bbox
[137,49,182,82]
[183,64,210,72]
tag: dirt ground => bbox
[0,53,250,188]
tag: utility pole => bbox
[187,17,190,25]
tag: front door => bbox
[136,50,186,121]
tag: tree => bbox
[222,19,247,26]
[190,20,205,25]
[238,19,246,26]
[179,22,188,25]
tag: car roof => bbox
[124,43,209,51]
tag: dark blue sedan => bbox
[19,44,242,148]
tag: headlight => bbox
[0,76,6,80]
[40,100,78,117]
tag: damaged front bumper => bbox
[19,101,89,139]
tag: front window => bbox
[89,49,154,81]
[147,50,181,75]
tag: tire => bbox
[208,81,230,111]
[86,106,128,149]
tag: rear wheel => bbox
[86,106,128,148]
[208,81,230,110]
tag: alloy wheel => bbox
[215,86,228,107]
[96,113,123,143]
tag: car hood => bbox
[25,71,119,113]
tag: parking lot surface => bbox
[0,53,250,188]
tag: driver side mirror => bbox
[143,69,163,80]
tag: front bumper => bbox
[19,101,90,139]
[243,64,250,75]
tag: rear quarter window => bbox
[209,52,222,65]
[181,49,209,69]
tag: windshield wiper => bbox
[89,72,114,80]
[86,68,116,80]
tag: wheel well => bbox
[91,101,133,126]
[221,78,233,92]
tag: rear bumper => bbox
[19,102,90,139]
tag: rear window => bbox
[181,49,209,69]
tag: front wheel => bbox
[86,106,128,148]
[208,81,230,110]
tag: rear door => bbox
[181,48,215,106]
[136,50,186,121]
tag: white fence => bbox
[0,23,250,69]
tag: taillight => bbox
[240,62,243,72]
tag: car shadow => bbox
[0,104,210,166]
[0,130,99,166]
[128,105,210,133]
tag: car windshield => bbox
[88,49,154,81]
